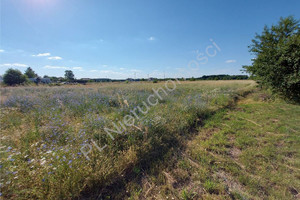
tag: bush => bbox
[243,16,300,102]
[3,68,27,86]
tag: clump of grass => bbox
[203,180,220,194]
[181,188,196,200]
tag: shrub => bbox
[3,68,27,86]
[243,16,300,102]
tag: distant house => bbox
[28,78,37,83]
[28,77,51,84]
[41,78,51,84]
[148,77,155,81]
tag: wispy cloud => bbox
[0,49,4,53]
[44,65,68,69]
[148,36,156,41]
[72,67,84,71]
[32,53,51,57]
[100,70,123,75]
[48,56,62,60]
[225,59,236,63]
[44,65,84,71]
[0,63,28,68]
[89,70,98,72]
[130,69,141,73]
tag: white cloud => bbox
[225,59,236,63]
[0,49,4,53]
[32,53,51,57]
[0,63,28,68]
[73,67,84,71]
[89,70,98,72]
[44,65,84,71]
[130,69,141,73]
[100,70,123,75]
[148,36,156,41]
[44,65,68,69]
[119,68,125,70]
[48,56,62,60]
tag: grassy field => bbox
[0,80,299,199]
[134,90,300,200]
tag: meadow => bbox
[1,80,299,199]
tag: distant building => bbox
[28,78,37,82]
[28,77,51,84]
[41,78,51,84]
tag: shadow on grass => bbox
[78,92,249,200]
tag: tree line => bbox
[1,68,75,85]
[187,75,248,81]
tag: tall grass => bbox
[0,80,255,199]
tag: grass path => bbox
[123,90,300,200]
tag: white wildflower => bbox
[41,160,46,165]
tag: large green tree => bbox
[3,68,27,85]
[64,70,75,82]
[243,16,300,101]
[24,67,37,78]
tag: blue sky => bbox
[0,0,300,79]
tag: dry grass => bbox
[0,80,257,199]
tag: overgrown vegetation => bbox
[188,75,248,81]
[2,69,27,86]
[243,16,300,102]
[122,89,300,199]
[0,81,254,199]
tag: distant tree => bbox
[64,70,75,82]
[243,16,300,101]
[3,68,27,85]
[58,77,66,82]
[25,67,37,78]
[48,76,59,82]
[43,75,49,78]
